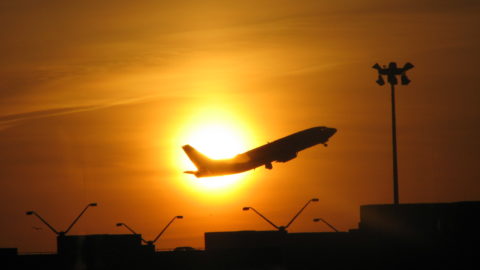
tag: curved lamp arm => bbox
[26,211,59,235]
[64,203,97,234]
[243,207,279,230]
[152,216,183,244]
[116,222,148,244]
[313,218,339,232]
[285,198,319,229]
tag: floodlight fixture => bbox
[401,74,411,85]
[376,75,385,86]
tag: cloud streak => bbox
[0,95,163,131]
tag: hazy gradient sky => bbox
[1,0,479,253]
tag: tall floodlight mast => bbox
[373,62,414,205]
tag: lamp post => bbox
[152,216,183,244]
[116,216,184,247]
[313,218,339,232]
[26,203,97,255]
[116,223,148,244]
[373,62,414,205]
[26,202,98,236]
[242,207,280,231]
[243,198,319,231]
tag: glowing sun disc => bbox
[174,107,256,194]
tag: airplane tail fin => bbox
[182,145,212,175]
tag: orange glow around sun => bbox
[173,105,258,196]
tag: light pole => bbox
[243,198,319,231]
[373,62,414,205]
[116,216,184,247]
[313,218,339,232]
[26,202,98,236]
[242,207,280,231]
[116,223,148,244]
[152,216,183,244]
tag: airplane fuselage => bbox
[182,126,336,177]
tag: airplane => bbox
[372,62,414,86]
[182,126,337,177]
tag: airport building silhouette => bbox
[4,201,479,269]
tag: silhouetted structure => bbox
[25,203,97,237]
[243,198,319,231]
[116,215,183,252]
[183,126,336,177]
[58,234,146,268]
[373,62,414,205]
[0,248,18,270]
[25,203,97,254]
[12,201,480,270]
[359,201,480,243]
[313,217,339,232]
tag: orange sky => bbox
[1,0,479,253]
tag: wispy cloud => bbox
[0,95,162,131]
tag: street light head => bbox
[26,211,34,215]
[89,203,98,207]
[311,198,319,202]
[242,207,251,211]
[116,223,124,227]
[403,62,414,71]
[176,216,183,219]
[401,74,411,85]
[376,75,385,86]
[313,218,320,222]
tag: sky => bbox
[1,0,479,253]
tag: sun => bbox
[173,106,258,195]
[186,123,246,160]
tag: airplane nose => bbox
[328,128,337,136]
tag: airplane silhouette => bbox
[182,126,337,177]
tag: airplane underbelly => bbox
[276,152,297,162]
